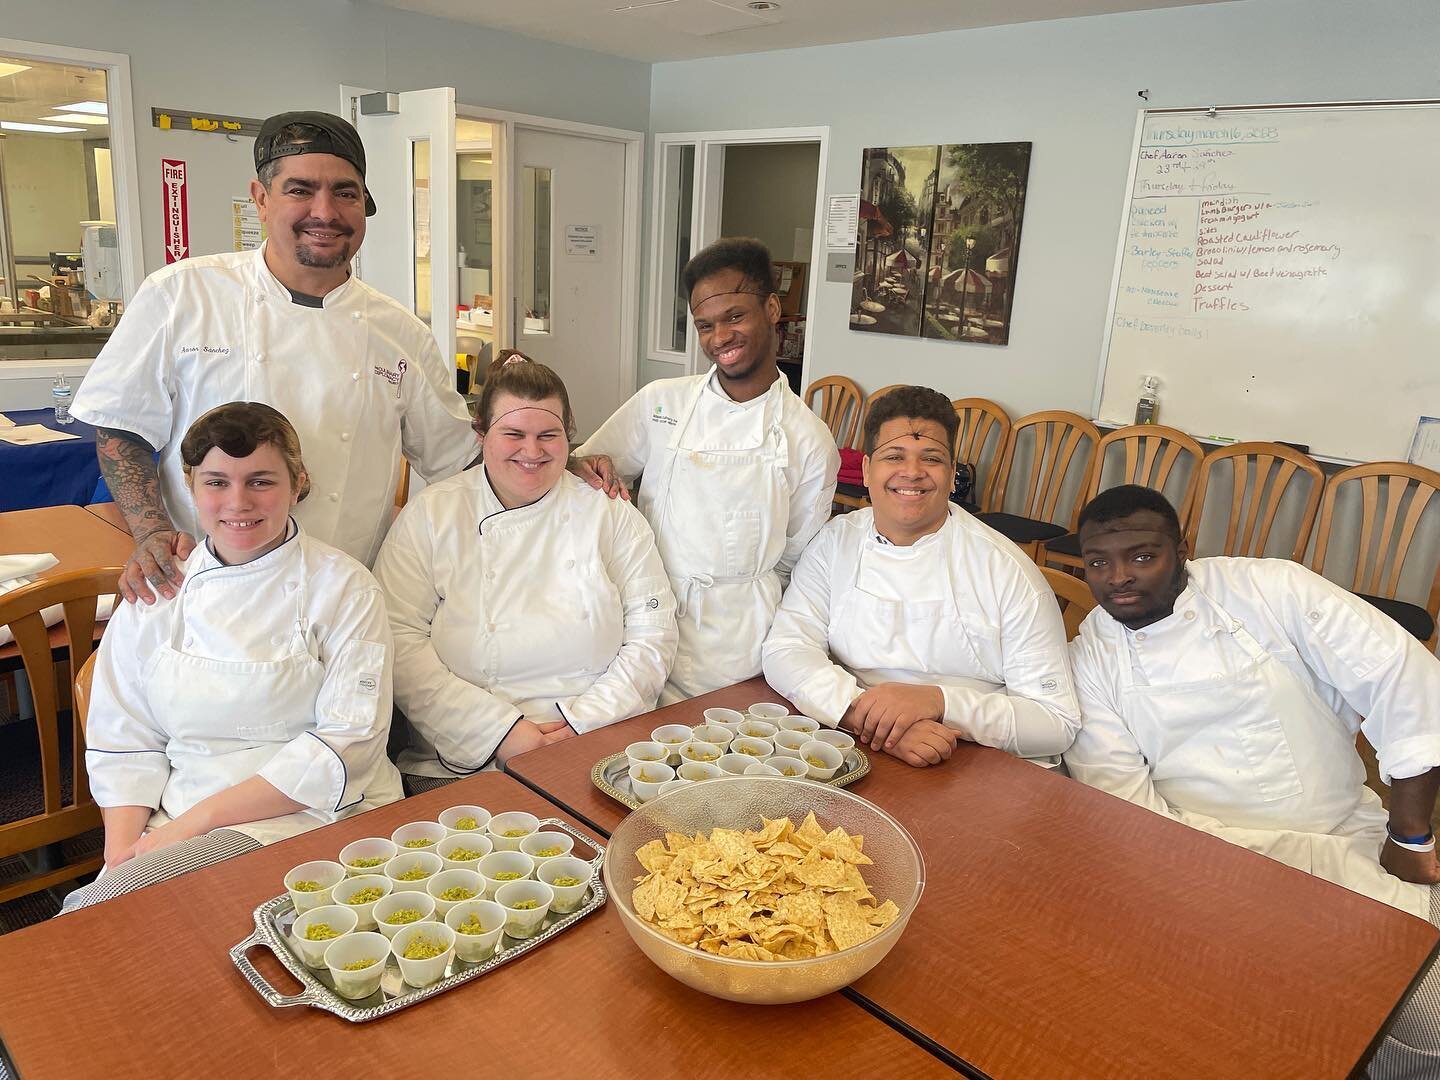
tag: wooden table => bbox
[0,772,951,1080]
[506,679,1440,1079]
[82,501,130,535]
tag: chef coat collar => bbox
[703,368,782,410]
[475,464,562,535]
[251,243,355,308]
[869,503,958,552]
[1116,565,1229,642]
[193,517,302,579]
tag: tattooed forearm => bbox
[95,427,173,541]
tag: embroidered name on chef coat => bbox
[357,674,379,696]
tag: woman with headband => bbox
[374,352,677,789]
[762,386,1080,768]
[67,402,402,910]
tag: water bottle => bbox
[1134,375,1159,425]
[52,373,74,425]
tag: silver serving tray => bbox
[230,818,605,1022]
[591,746,870,811]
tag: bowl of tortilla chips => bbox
[602,777,923,1004]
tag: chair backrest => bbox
[990,410,1102,524]
[74,651,98,737]
[0,567,120,902]
[950,397,1011,508]
[805,375,864,450]
[1310,462,1440,624]
[1088,424,1206,529]
[1040,566,1097,641]
[395,458,411,511]
[855,383,909,448]
[1188,441,1324,561]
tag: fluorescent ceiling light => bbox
[39,113,108,125]
[0,63,32,79]
[1,121,86,133]
[55,100,108,115]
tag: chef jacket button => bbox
[1211,673,1224,682]
[352,312,362,320]
[486,622,496,632]
[1307,610,1320,622]
[565,559,575,569]
[352,371,360,381]
[328,492,339,502]
[183,637,195,649]
[340,432,351,442]
[485,571,495,581]
[1134,631,1147,642]
[1184,610,1196,621]
[285,581,299,593]
[255,295,265,305]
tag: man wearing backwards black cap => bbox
[74,111,474,600]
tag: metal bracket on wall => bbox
[152,108,262,137]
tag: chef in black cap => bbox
[73,110,475,599]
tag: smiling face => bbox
[252,153,367,292]
[1079,510,1189,629]
[480,392,569,509]
[689,270,780,395]
[863,417,954,543]
[189,442,300,565]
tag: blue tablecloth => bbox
[0,408,102,512]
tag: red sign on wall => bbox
[162,159,189,264]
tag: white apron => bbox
[142,573,329,846]
[641,376,788,702]
[1115,587,1430,919]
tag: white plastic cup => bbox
[689,724,732,747]
[744,761,782,777]
[746,702,789,723]
[372,891,436,941]
[520,831,575,867]
[384,850,443,889]
[446,899,507,962]
[628,761,675,803]
[772,730,809,759]
[477,850,536,899]
[702,707,746,735]
[338,837,397,877]
[800,739,845,780]
[437,833,493,871]
[438,805,492,836]
[812,728,857,752]
[679,739,724,766]
[485,811,541,851]
[780,715,821,735]
[624,741,668,768]
[324,931,389,1000]
[390,922,456,988]
[427,868,485,916]
[495,879,554,940]
[284,860,345,913]
[390,821,448,851]
[738,718,779,741]
[657,778,693,795]
[331,875,394,932]
[770,756,809,779]
[290,904,358,968]
[730,735,774,760]
[677,761,723,782]
[649,724,693,764]
[538,857,593,915]
[716,753,753,776]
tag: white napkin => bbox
[0,553,115,648]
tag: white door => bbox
[347,86,457,366]
[512,126,629,440]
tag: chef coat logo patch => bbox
[373,357,409,396]
[357,674,379,696]
[650,404,676,427]
[647,597,660,609]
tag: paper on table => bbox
[0,424,80,445]
[0,413,14,428]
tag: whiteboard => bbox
[1096,103,1440,462]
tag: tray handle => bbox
[230,929,325,1010]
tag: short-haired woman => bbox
[374,355,677,790]
[66,402,402,910]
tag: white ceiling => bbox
[0,58,110,138]
[376,0,1230,62]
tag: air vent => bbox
[612,0,779,36]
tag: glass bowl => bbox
[602,776,924,1004]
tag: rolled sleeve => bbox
[71,274,175,449]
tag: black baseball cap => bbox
[254,111,377,216]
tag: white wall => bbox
[720,142,819,264]
[4,0,650,273]
[649,0,1440,419]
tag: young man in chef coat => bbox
[1065,485,1440,1078]
[571,238,839,703]
[73,111,474,601]
[762,386,1080,767]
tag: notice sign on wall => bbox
[162,159,189,263]
[565,224,599,257]
[232,197,264,252]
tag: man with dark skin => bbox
[1065,485,1440,1078]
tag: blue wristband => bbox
[1387,826,1435,846]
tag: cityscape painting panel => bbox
[850,141,1033,346]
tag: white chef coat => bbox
[373,467,677,777]
[72,245,475,567]
[84,522,403,846]
[1066,557,1440,919]
[762,505,1081,758]
[577,370,838,702]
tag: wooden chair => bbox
[951,398,1011,510]
[1041,566,1098,641]
[1187,442,1324,561]
[1041,424,1205,571]
[805,375,863,450]
[394,459,411,515]
[74,652,98,736]
[834,383,910,511]
[0,567,121,903]
[976,411,1102,561]
[1309,462,1440,647]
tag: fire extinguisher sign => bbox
[162,159,189,264]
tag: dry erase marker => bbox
[1204,434,1237,444]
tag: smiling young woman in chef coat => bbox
[64,403,402,911]
[762,386,1079,768]
[373,355,677,790]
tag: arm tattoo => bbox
[95,427,173,541]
